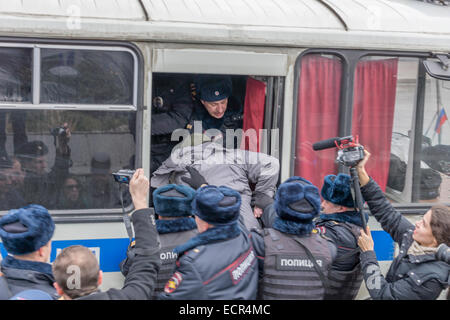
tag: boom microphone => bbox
[312,137,341,151]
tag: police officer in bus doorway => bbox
[150,184,198,298]
[189,75,242,139]
[150,75,242,174]
[0,205,57,299]
[251,176,337,300]
[315,173,368,300]
[159,185,258,300]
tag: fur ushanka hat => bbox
[191,185,241,226]
[321,173,355,208]
[0,205,55,255]
[153,184,196,217]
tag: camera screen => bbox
[113,174,131,184]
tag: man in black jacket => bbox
[52,168,161,300]
[0,204,57,299]
[315,173,367,300]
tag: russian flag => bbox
[435,108,448,134]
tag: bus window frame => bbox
[0,37,145,222]
[0,41,139,110]
[290,48,447,210]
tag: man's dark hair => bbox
[430,205,450,247]
[52,245,100,299]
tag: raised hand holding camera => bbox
[129,169,149,211]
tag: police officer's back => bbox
[252,177,336,300]
[315,173,367,300]
[152,184,198,298]
[159,185,259,300]
[0,205,57,299]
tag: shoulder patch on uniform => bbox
[186,124,192,130]
[229,248,256,285]
[315,226,326,235]
[164,271,183,294]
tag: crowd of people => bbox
[0,75,448,301]
[0,149,448,300]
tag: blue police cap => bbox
[196,75,232,102]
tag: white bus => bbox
[0,0,449,299]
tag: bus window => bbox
[40,48,134,105]
[0,109,135,211]
[421,77,450,203]
[352,56,406,197]
[293,53,343,188]
[0,47,32,103]
[352,56,450,204]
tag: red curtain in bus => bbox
[241,77,266,152]
[294,54,342,188]
[352,58,398,191]
[295,55,398,191]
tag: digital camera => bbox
[313,135,364,167]
[112,169,135,184]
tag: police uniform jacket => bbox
[153,220,198,298]
[77,208,161,300]
[0,256,57,300]
[250,227,336,300]
[315,216,363,272]
[359,178,449,300]
[159,227,259,300]
[315,216,364,300]
[150,97,242,174]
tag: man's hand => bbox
[253,206,263,218]
[356,149,371,187]
[181,166,208,189]
[357,226,374,252]
[129,168,149,211]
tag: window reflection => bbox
[40,49,134,105]
[0,109,135,211]
[0,47,32,103]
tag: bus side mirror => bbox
[423,54,450,80]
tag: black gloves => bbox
[181,166,208,189]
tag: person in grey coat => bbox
[356,149,449,300]
[151,136,279,231]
